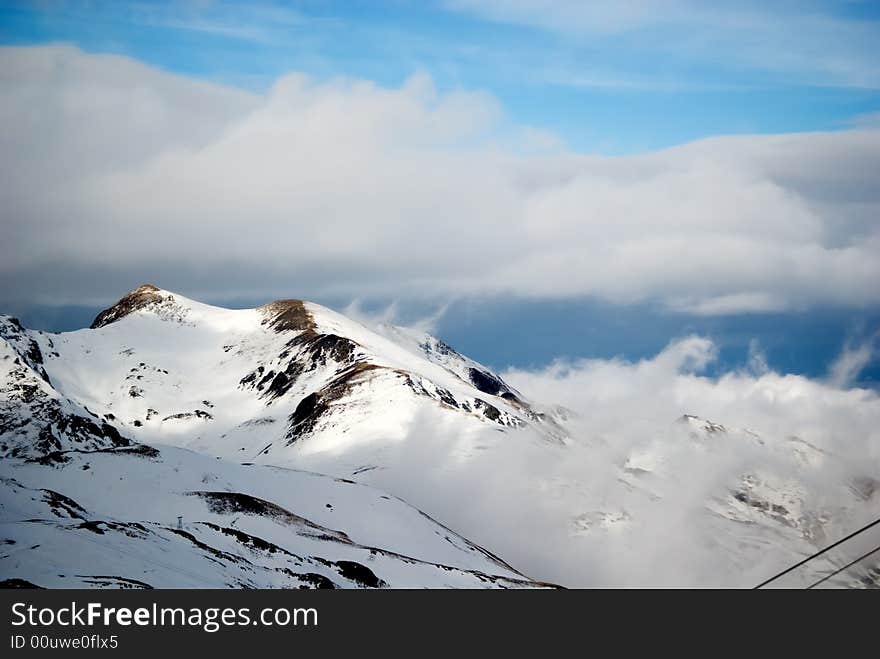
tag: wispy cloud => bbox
[848,111,880,129]
[138,1,312,44]
[343,299,453,336]
[828,332,880,388]
[445,0,880,89]
[30,1,316,46]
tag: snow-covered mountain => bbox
[34,285,565,461]
[0,287,559,588]
[2,285,877,588]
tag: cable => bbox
[754,516,880,589]
[806,544,880,590]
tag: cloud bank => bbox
[1,45,879,314]
[308,335,880,587]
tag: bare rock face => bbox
[91,285,168,329]
[243,300,366,405]
[257,299,315,333]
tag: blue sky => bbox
[2,0,880,153]
[1,1,879,384]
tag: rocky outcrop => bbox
[91,285,169,328]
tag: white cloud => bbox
[1,45,879,314]
[488,338,880,585]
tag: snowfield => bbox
[0,445,548,588]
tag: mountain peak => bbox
[90,284,169,329]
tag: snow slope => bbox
[0,445,549,589]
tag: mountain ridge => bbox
[0,287,562,588]
[30,285,566,465]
